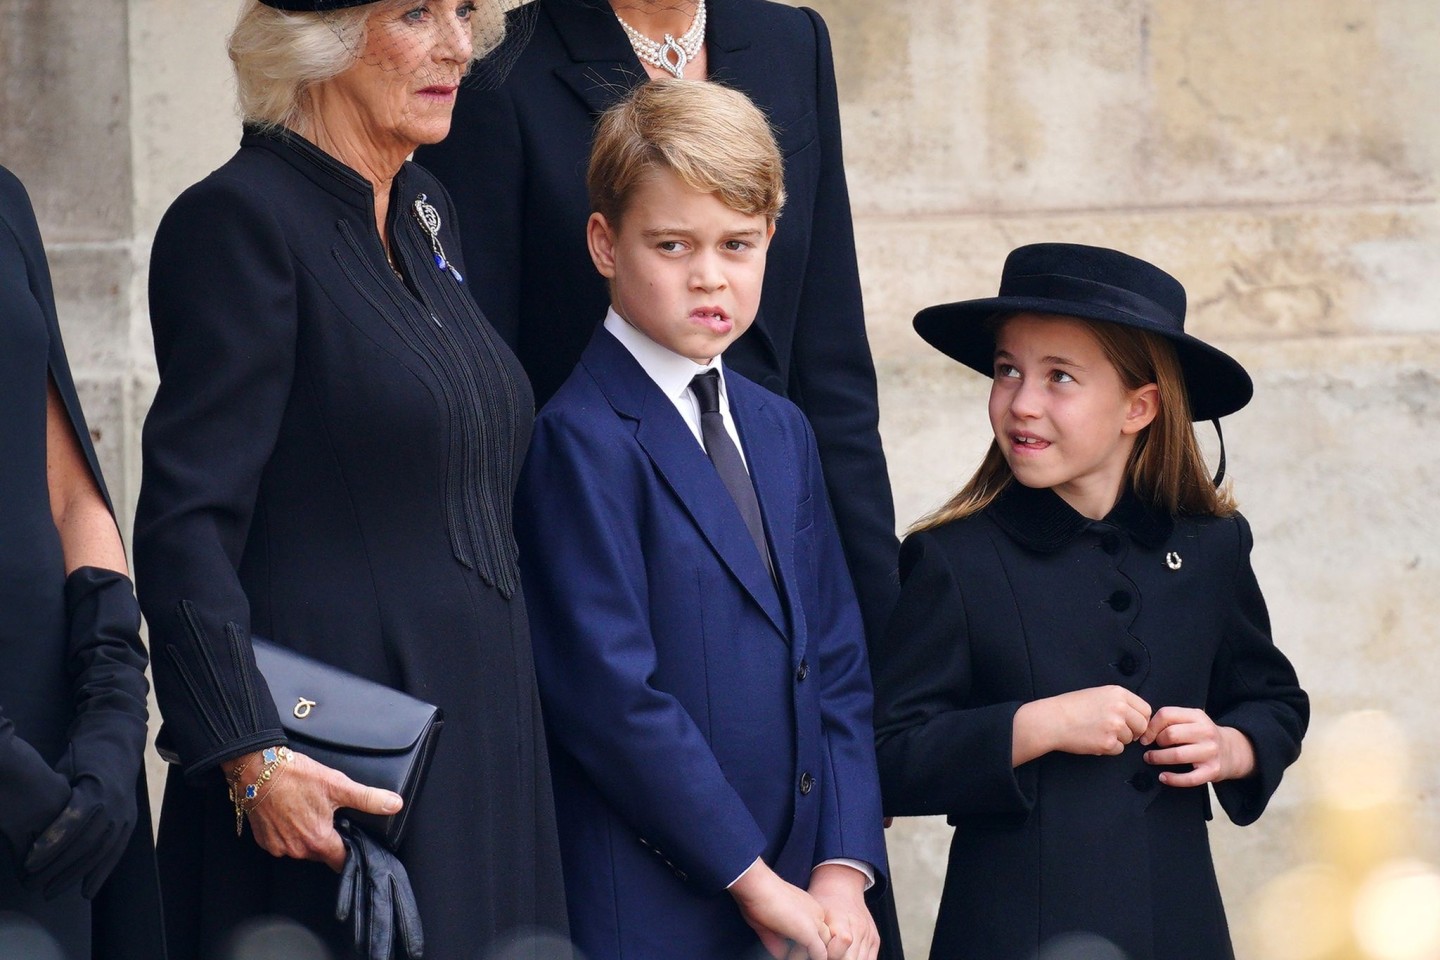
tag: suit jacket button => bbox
[799,772,814,795]
[796,659,809,682]
[1101,532,1123,555]
[1108,590,1132,612]
[1130,769,1158,791]
[1117,653,1138,676]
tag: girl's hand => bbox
[221,750,403,871]
[1014,686,1151,764]
[1140,707,1256,786]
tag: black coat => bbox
[133,128,567,960]
[873,484,1309,960]
[415,0,900,654]
[0,164,164,960]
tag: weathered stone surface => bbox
[0,0,133,240]
[809,0,1434,216]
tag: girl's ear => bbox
[587,212,618,279]
[1122,383,1160,436]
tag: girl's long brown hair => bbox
[912,314,1237,533]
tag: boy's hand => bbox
[1141,706,1256,786]
[1013,685,1151,764]
[808,863,878,960]
[730,858,831,959]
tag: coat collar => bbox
[988,482,1174,553]
[579,327,791,639]
[242,124,387,213]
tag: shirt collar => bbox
[603,307,727,404]
[988,481,1174,553]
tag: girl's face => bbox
[988,313,1158,520]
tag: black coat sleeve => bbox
[786,8,899,655]
[873,532,1035,820]
[1208,515,1309,825]
[133,175,293,776]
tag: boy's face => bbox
[587,167,774,365]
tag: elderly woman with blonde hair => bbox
[134,2,567,958]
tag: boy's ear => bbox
[1122,383,1161,435]
[587,212,618,280]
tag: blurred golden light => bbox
[1314,711,1410,810]
[1253,864,1351,960]
[1352,860,1440,960]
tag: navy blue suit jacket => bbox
[516,328,886,958]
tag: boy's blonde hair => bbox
[588,79,786,226]
[912,314,1237,533]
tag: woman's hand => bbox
[223,750,402,871]
[1013,685,1152,765]
[1140,707,1256,786]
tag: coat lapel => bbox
[581,331,787,637]
[546,0,648,114]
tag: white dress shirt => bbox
[603,308,749,467]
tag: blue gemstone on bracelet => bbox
[263,747,278,764]
[245,785,258,800]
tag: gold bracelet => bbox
[228,745,293,837]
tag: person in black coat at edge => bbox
[133,2,567,959]
[416,5,904,946]
[0,163,164,960]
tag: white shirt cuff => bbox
[815,858,875,891]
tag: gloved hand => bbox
[336,818,424,960]
[22,772,133,899]
[0,713,73,863]
[22,567,149,900]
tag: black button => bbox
[1130,769,1157,791]
[1117,653,1138,676]
[1108,590,1132,612]
[1101,532,1123,555]
[796,659,809,682]
[799,772,814,795]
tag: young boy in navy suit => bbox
[515,79,887,960]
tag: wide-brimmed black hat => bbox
[913,243,1252,421]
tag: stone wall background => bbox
[2,1,1436,956]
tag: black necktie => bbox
[689,371,771,572]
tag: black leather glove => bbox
[22,567,149,900]
[336,819,424,960]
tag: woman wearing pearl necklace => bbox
[417,1,903,956]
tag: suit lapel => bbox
[582,331,787,637]
[732,387,803,648]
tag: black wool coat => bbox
[415,0,900,654]
[873,483,1309,960]
[134,128,567,960]
[0,163,164,960]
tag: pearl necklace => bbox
[615,0,707,79]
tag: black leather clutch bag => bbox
[251,636,443,850]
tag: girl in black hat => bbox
[872,243,1308,960]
